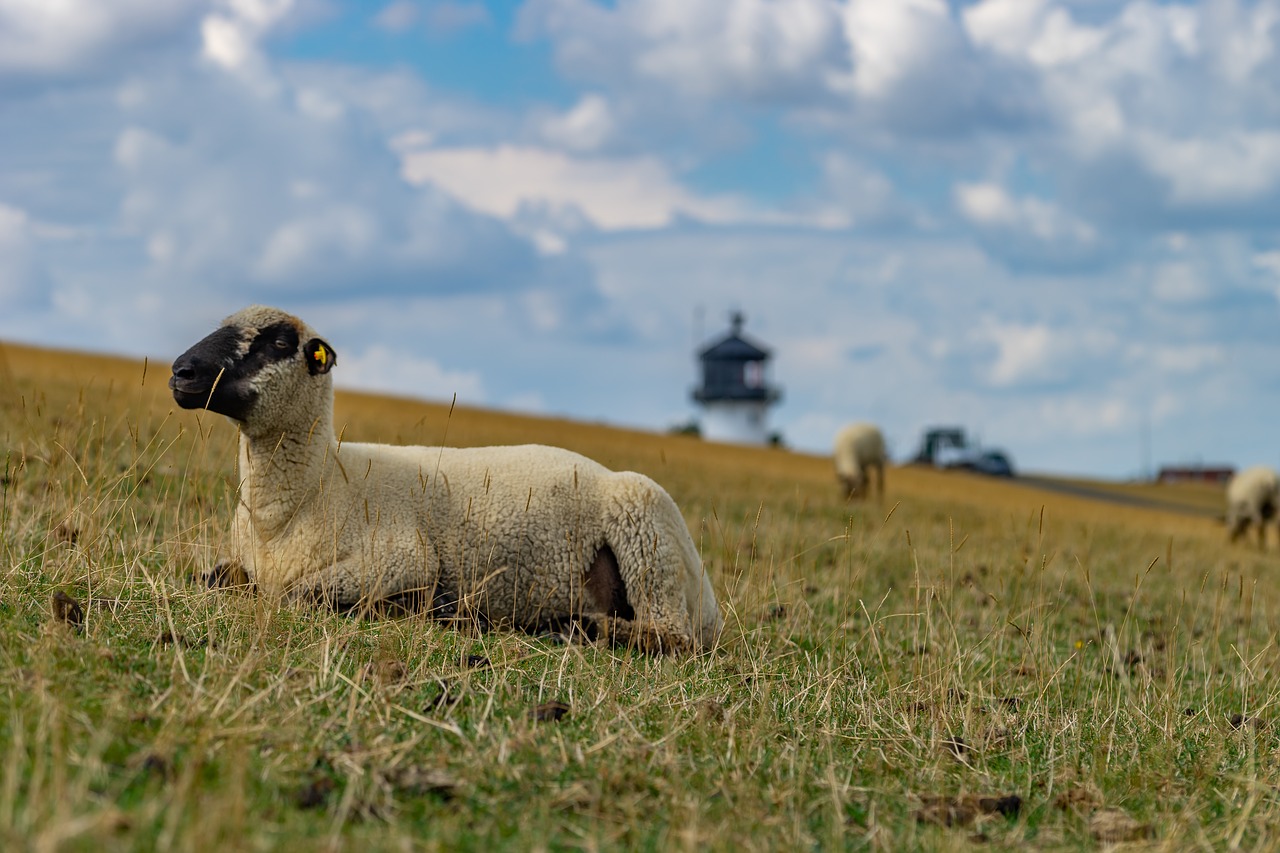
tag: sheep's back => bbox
[343,440,616,570]
[833,423,885,475]
[1226,465,1280,506]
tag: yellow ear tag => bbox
[314,345,327,365]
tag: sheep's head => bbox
[839,471,866,500]
[169,305,336,427]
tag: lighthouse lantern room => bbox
[691,312,782,445]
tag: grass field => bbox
[2,340,1279,851]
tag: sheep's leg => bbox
[586,614,693,655]
[841,473,862,501]
[1226,508,1246,543]
[289,568,435,614]
[1260,501,1277,550]
[583,544,634,619]
[608,548,699,651]
[600,475,710,653]
[198,557,253,590]
[286,547,439,615]
[873,463,885,500]
[576,545,691,653]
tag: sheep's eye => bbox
[274,337,291,350]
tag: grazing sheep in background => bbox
[833,422,887,500]
[169,305,721,654]
[1225,465,1280,548]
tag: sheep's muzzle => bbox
[169,325,255,419]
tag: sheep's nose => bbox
[171,350,220,382]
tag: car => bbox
[969,450,1015,477]
[914,427,1015,477]
[944,451,1015,477]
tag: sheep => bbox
[1225,465,1280,548]
[168,305,721,654]
[833,422,887,500]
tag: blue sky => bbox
[3,0,1280,478]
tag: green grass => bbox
[3,341,1280,850]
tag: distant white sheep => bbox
[833,422,886,500]
[1225,465,1280,548]
[169,305,722,653]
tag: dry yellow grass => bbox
[3,340,1280,851]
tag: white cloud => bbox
[96,66,551,299]
[784,333,853,373]
[1136,130,1280,206]
[635,0,838,97]
[952,181,1102,269]
[334,343,486,404]
[969,2,1280,222]
[1150,261,1209,303]
[424,1,490,36]
[964,0,1106,67]
[815,153,903,227]
[540,94,615,152]
[955,182,1095,243]
[1048,81,1127,155]
[1143,343,1225,374]
[373,1,417,32]
[977,318,1117,388]
[954,182,1012,223]
[113,125,170,172]
[512,0,1258,230]
[0,0,199,78]
[1208,0,1278,84]
[222,0,296,29]
[501,390,549,414]
[987,321,1053,387]
[0,39,622,406]
[398,143,765,230]
[199,0,301,89]
[519,0,843,101]
[0,201,50,305]
[372,1,491,37]
[295,86,345,121]
[200,19,254,72]
[963,0,1048,58]
[1037,395,1133,435]
[833,0,951,98]
[1255,250,1280,277]
[1029,8,1107,66]
[520,288,563,332]
[254,206,379,282]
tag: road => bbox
[1012,476,1221,519]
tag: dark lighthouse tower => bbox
[691,312,781,445]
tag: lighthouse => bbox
[691,312,782,445]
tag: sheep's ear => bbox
[304,338,336,375]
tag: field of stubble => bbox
[2,340,1279,851]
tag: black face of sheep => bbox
[169,318,335,421]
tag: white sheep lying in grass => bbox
[169,305,721,653]
[1225,465,1280,548]
[833,422,886,500]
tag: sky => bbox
[3,0,1280,478]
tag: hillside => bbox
[1,340,1277,850]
